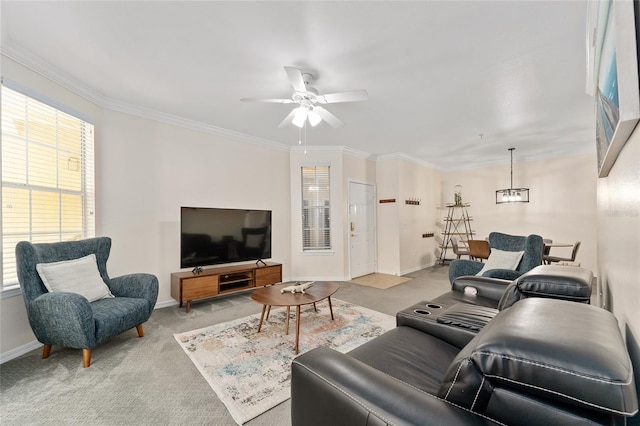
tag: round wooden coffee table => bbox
[250,281,340,354]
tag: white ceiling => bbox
[1,1,595,170]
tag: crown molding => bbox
[375,152,442,170]
[1,43,291,152]
[101,97,291,152]
[444,144,595,172]
[342,146,376,160]
[291,144,376,159]
[1,44,106,106]
[1,44,439,164]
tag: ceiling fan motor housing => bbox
[241,66,367,129]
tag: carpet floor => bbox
[0,265,451,425]
[174,299,395,424]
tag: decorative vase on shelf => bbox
[454,185,463,206]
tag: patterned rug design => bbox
[173,298,394,425]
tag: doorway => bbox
[349,181,376,279]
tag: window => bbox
[301,165,330,250]
[1,85,95,288]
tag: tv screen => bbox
[180,207,272,269]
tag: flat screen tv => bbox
[180,207,272,269]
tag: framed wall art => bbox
[586,0,640,177]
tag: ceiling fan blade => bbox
[318,90,369,104]
[277,109,297,128]
[240,97,293,103]
[284,66,307,93]
[314,106,344,128]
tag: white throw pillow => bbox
[476,248,524,276]
[36,254,114,302]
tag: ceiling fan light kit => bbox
[241,66,368,130]
[496,148,530,204]
[307,108,322,127]
[292,107,308,127]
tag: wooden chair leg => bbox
[42,344,52,359]
[82,349,92,368]
[136,324,144,337]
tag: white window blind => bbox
[1,85,95,288]
[301,165,331,250]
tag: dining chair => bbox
[543,241,581,265]
[450,237,471,259]
[467,240,490,262]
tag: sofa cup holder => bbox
[426,303,442,309]
[413,309,432,315]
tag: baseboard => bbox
[377,262,436,277]
[401,262,436,276]
[288,276,347,282]
[0,340,42,364]
[0,302,180,364]
[155,299,179,309]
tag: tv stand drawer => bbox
[255,264,282,287]
[183,275,219,300]
[171,262,282,312]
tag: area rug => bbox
[173,299,394,425]
[349,272,412,289]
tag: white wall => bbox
[288,149,345,280]
[442,152,598,272]
[375,158,401,274]
[98,109,292,305]
[596,127,640,407]
[287,148,378,281]
[375,155,443,275]
[398,158,442,273]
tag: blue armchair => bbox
[16,237,158,367]
[448,232,543,283]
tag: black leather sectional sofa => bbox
[291,266,638,425]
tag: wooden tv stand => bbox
[171,262,282,313]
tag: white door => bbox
[349,182,376,278]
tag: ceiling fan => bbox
[241,66,368,129]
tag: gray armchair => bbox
[16,237,158,367]
[448,232,543,283]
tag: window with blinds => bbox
[301,165,331,250]
[1,85,95,288]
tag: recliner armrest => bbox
[291,346,498,426]
[451,276,512,302]
[517,264,592,300]
[480,269,523,281]
[497,265,593,310]
[439,299,638,418]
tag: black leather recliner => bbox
[396,264,597,348]
[432,264,594,308]
[291,298,638,425]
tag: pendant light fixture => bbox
[496,147,530,204]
